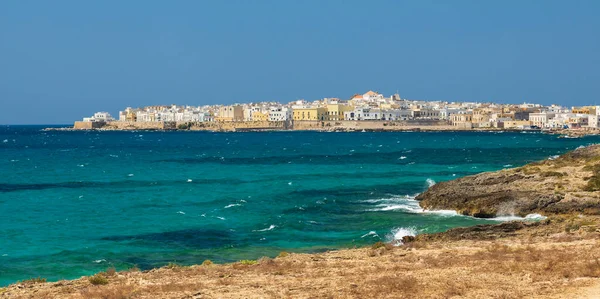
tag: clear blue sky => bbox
[1,1,599,124]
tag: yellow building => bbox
[293,107,327,121]
[472,109,491,124]
[325,104,353,121]
[450,113,473,128]
[126,110,137,121]
[501,120,532,129]
[216,105,244,122]
[252,111,269,121]
[572,106,597,115]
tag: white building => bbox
[529,112,556,128]
[588,114,599,128]
[269,107,291,122]
[344,108,412,121]
[83,112,115,122]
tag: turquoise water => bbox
[1,126,599,286]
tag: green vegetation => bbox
[541,171,565,178]
[201,260,213,266]
[239,259,257,265]
[177,122,192,130]
[165,262,181,269]
[584,164,600,192]
[277,251,290,258]
[89,274,109,285]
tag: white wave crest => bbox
[253,225,276,232]
[364,195,458,217]
[361,231,380,238]
[490,213,547,222]
[387,227,418,245]
[224,203,241,209]
[426,178,436,188]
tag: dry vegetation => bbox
[3,216,600,299]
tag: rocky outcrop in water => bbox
[416,144,600,218]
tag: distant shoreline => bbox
[42,124,600,138]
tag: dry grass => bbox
[104,266,117,277]
[80,284,136,299]
[19,277,46,285]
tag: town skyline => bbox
[75,90,600,132]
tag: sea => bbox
[1,125,599,286]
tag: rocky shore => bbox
[417,144,600,218]
[3,145,600,298]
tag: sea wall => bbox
[292,120,457,131]
[72,121,288,131]
[101,121,174,130]
[72,120,462,131]
[186,121,287,131]
[73,121,106,129]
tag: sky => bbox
[1,1,599,124]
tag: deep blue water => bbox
[1,126,599,286]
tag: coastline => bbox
[43,120,600,137]
[3,145,600,298]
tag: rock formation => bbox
[417,144,600,217]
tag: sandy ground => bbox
[3,216,600,299]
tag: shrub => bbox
[585,176,600,192]
[277,251,289,258]
[565,223,580,233]
[165,262,181,269]
[89,274,109,285]
[583,164,600,191]
[21,277,46,284]
[127,265,140,272]
[541,171,565,178]
[201,260,213,266]
[239,259,257,265]
[177,123,191,130]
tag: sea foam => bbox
[387,227,418,245]
[490,213,547,222]
[426,178,436,187]
[364,195,457,216]
[253,225,276,232]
